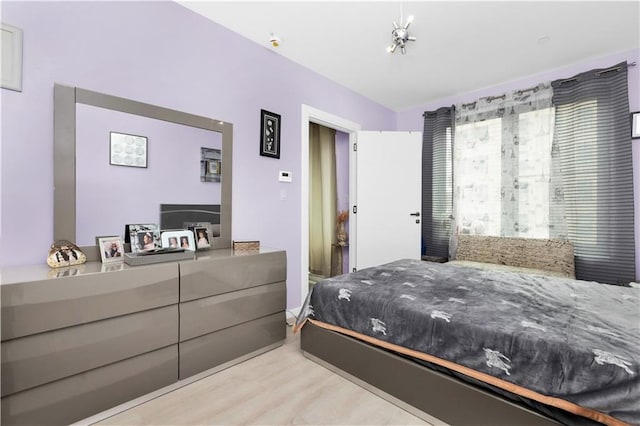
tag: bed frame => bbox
[301,322,559,426]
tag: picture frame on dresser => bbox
[161,230,195,251]
[125,223,160,253]
[97,236,124,264]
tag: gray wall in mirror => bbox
[54,84,233,252]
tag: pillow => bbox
[447,260,572,279]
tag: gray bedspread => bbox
[297,259,640,425]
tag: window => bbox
[452,85,559,241]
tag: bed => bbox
[295,250,639,425]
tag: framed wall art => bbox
[200,147,221,182]
[1,23,23,92]
[260,109,281,159]
[110,131,148,168]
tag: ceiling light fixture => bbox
[387,4,415,55]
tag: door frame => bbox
[301,105,360,308]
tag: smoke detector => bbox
[269,33,281,47]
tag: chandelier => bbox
[387,13,415,54]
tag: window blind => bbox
[552,62,635,284]
[422,107,454,258]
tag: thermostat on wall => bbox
[279,171,292,182]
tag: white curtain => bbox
[309,123,337,276]
[450,83,566,258]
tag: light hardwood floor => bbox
[95,325,431,426]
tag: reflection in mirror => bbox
[53,84,233,255]
[75,104,222,246]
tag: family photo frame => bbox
[161,230,195,251]
[97,236,124,264]
[259,109,281,159]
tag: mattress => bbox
[296,259,640,425]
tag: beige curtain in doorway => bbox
[309,123,337,277]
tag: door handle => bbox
[409,212,420,217]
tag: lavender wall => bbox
[76,104,222,246]
[0,1,395,310]
[2,1,637,309]
[397,48,640,280]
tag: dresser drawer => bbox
[179,312,285,379]
[1,305,178,396]
[180,282,285,341]
[1,345,178,426]
[1,263,178,340]
[180,251,286,301]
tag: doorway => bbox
[300,105,360,309]
[308,124,350,290]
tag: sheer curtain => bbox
[552,62,635,284]
[422,107,454,258]
[309,123,337,277]
[451,83,566,258]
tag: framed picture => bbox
[125,224,159,253]
[632,112,640,139]
[260,109,281,159]
[1,23,23,92]
[208,160,220,175]
[135,230,161,252]
[110,132,148,168]
[161,230,195,251]
[194,226,212,250]
[97,236,124,264]
[200,147,221,182]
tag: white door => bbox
[354,131,422,270]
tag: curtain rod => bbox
[437,62,637,112]
[558,61,636,85]
[596,61,636,75]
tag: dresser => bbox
[0,248,286,425]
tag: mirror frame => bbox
[53,83,233,256]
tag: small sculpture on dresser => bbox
[46,240,87,268]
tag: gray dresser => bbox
[0,248,286,425]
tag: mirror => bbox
[54,84,233,253]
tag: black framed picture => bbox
[260,109,281,159]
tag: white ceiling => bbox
[177,1,640,111]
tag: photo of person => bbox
[160,230,194,250]
[125,224,159,253]
[97,236,125,264]
[103,240,123,258]
[168,237,179,248]
[196,228,210,248]
[138,231,156,251]
[180,236,190,249]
